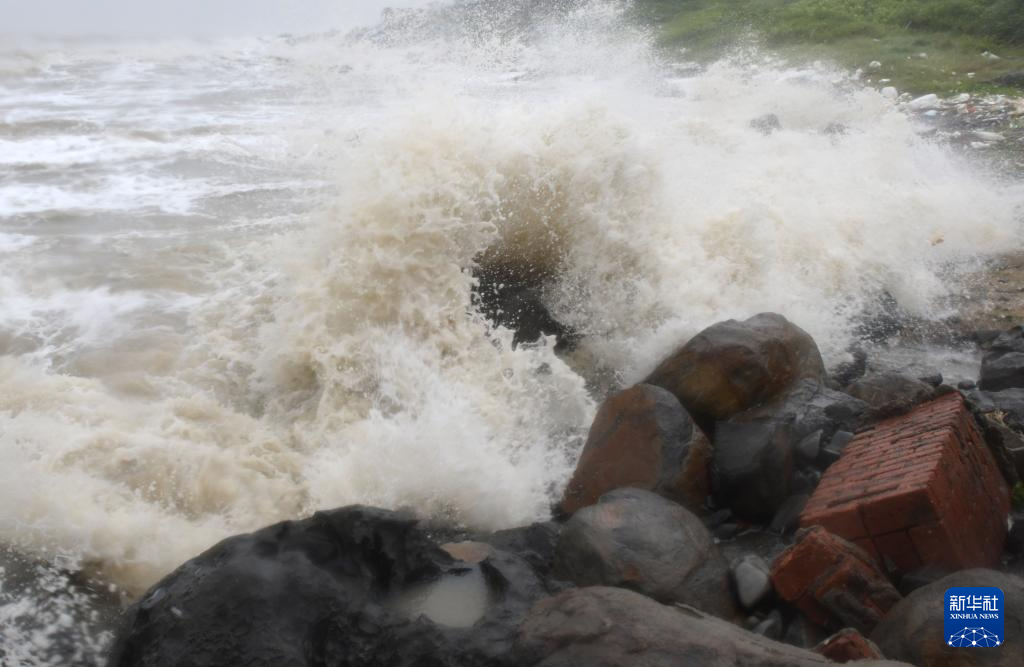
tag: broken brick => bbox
[813,628,884,663]
[771,526,901,634]
[800,393,1009,574]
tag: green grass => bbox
[637,0,1024,95]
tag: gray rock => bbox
[713,380,868,519]
[980,326,1024,391]
[713,420,794,521]
[754,610,784,640]
[872,569,1024,666]
[820,430,855,466]
[515,587,913,667]
[731,555,772,610]
[796,429,823,462]
[770,494,809,535]
[958,379,977,390]
[553,488,736,619]
[847,372,935,417]
[917,373,943,387]
[996,71,1024,87]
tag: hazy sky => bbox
[0,1,441,37]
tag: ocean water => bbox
[1,1,1023,662]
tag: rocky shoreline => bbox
[105,313,1024,666]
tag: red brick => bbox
[800,394,1010,574]
[771,527,901,634]
[814,628,884,663]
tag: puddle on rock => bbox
[392,565,493,628]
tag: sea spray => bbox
[0,0,1021,634]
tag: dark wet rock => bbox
[472,262,576,351]
[871,569,1024,666]
[966,387,1024,430]
[996,71,1024,87]
[791,469,821,495]
[976,413,1023,486]
[980,326,1024,391]
[109,506,551,667]
[962,389,1024,482]
[751,113,782,135]
[796,429,823,463]
[770,494,809,535]
[712,380,868,519]
[846,372,935,418]
[719,530,788,570]
[553,488,736,619]
[515,587,912,667]
[713,420,794,521]
[896,566,952,597]
[731,555,773,610]
[645,313,826,430]
[784,614,829,650]
[1008,521,1024,555]
[820,430,855,466]
[917,373,943,388]
[715,523,742,540]
[754,609,784,640]
[959,379,978,390]
[485,522,560,577]
[831,348,868,387]
[559,384,711,515]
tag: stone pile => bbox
[108,313,1024,666]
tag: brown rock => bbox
[559,384,710,515]
[644,313,826,428]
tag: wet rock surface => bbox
[515,586,908,667]
[980,326,1024,391]
[644,313,826,429]
[108,506,552,667]
[107,316,1024,666]
[558,384,710,516]
[845,372,935,418]
[553,488,736,619]
[712,380,869,520]
[871,569,1024,666]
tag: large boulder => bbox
[712,380,870,520]
[846,372,936,418]
[109,506,552,667]
[553,488,736,619]
[871,569,1024,666]
[644,313,827,429]
[559,384,711,515]
[515,586,912,667]
[980,327,1024,391]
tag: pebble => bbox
[731,555,773,610]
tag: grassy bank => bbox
[637,0,1024,95]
